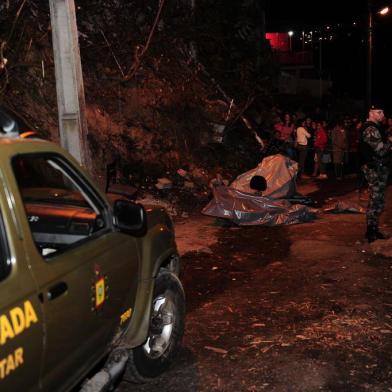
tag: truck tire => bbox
[124,271,185,383]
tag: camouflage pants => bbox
[362,164,389,226]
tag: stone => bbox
[177,168,188,177]
[184,181,195,189]
[155,177,172,190]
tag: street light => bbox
[367,2,390,109]
[288,30,294,52]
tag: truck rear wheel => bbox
[124,271,185,383]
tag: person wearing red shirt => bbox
[279,113,295,143]
[312,122,329,178]
[274,113,296,159]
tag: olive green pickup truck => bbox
[0,137,184,391]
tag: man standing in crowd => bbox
[360,105,392,243]
[331,120,348,180]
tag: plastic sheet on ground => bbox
[323,201,366,214]
[230,154,297,199]
[202,185,314,226]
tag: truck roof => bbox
[0,136,48,145]
[0,137,77,166]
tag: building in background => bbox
[266,32,331,98]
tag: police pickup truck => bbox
[0,130,184,391]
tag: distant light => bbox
[379,7,390,15]
[326,25,330,30]
[288,31,294,36]
[352,22,357,26]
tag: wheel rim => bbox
[143,290,175,359]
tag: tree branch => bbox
[7,0,27,43]
[124,0,166,80]
[100,29,125,78]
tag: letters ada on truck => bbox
[0,301,38,380]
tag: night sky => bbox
[265,0,392,113]
[265,1,369,29]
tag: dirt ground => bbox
[118,177,392,392]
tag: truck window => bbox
[12,154,107,257]
[0,212,11,280]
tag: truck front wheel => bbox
[124,271,185,383]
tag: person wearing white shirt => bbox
[295,119,311,177]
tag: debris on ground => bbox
[136,194,177,216]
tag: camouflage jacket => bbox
[359,121,391,167]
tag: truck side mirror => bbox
[113,200,147,236]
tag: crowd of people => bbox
[258,104,392,244]
[260,106,392,181]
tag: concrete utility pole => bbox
[49,0,90,169]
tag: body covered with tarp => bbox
[202,186,312,226]
[230,154,297,198]
[202,154,313,226]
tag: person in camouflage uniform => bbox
[360,106,392,243]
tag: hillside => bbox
[0,0,277,204]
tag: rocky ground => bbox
[118,176,392,392]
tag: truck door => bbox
[0,182,43,391]
[11,153,140,391]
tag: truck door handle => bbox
[47,282,68,301]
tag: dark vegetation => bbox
[0,0,277,194]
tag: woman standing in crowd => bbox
[312,122,328,178]
[274,113,296,159]
[280,112,296,159]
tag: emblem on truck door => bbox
[95,278,105,308]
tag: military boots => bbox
[365,225,389,243]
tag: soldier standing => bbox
[360,105,392,243]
